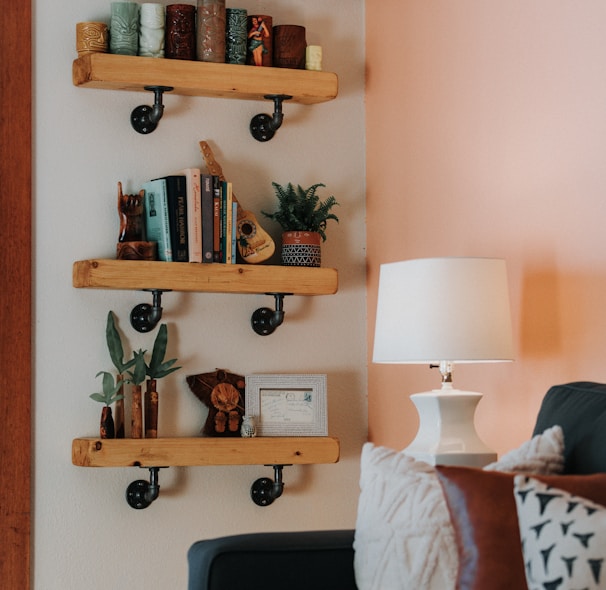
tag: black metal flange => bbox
[250,94,293,141]
[250,465,290,506]
[251,293,291,336]
[131,85,174,134]
[126,467,164,509]
[130,289,169,332]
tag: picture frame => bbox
[245,374,328,436]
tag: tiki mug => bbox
[76,22,108,56]
[165,4,197,60]
[246,15,272,67]
[225,8,247,65]
[197,0,226,63]
[139,3,165,57]
[273,25,306,69]
[109,2,139,55]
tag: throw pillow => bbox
[514,475,606,590]
[436,467,606,590]
[353,425,564,590]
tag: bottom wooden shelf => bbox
[72,436,340,468]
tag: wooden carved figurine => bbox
[186,369,245,437]
[116,181,157,260]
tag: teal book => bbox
[142,178,173,262]
[157,175,188,262]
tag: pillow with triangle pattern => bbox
[514,474,606,590]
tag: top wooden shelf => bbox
[72,53,338,104]
[73,259,338,296]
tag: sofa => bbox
[187,382,606,590]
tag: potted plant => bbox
[126,349,147,438]
[144,323,181,438]
[90,371,126,439]
[105,311,135,438]
[262,182,339,267]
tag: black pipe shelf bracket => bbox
[131,290,294,335]
[126,466,166,509]
[124,464,291,509]
[251,293,292,336]
[131,85,174,134]
[250,94,293,142]
[250,464,292,506]
[130,289,170,333]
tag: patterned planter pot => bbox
[281,231,321,267]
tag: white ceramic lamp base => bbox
[403,390,497,468]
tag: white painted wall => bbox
[34,1,366,587]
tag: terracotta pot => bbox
[281,231,321,267]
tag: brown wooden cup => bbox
[273,25,306,69]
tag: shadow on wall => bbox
[519,267,606,362]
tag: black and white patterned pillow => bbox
[514,475,606,590]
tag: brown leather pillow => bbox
[435,466,606,590]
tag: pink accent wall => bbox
[366,1,606,453]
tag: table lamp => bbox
[372,257,514,467]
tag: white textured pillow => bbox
[514,475,606,589]
[353,425,564,590]
[484,425,564,474]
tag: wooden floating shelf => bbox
[72,259,338,296]
[72,53,338,104]
[72,436,341,468]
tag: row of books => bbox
[142,168,237,263]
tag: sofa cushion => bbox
[514,475,606,589]
[533,381,606,473]
[436,466,606,590]
[188,530,357,590]
[353,425,564,590]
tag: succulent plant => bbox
[90,371,125,406]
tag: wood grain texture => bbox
[72,259,338,295]
[72,437,340,467]
[72,53,338,103]
[0,0,32,586]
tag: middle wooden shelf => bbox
[73,259,338,295]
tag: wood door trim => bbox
[1,0,32,586]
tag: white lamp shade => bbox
[373,257,514,364]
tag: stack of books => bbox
[142,168,237,264]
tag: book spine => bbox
[232,200,238,264]
[212,175,222,262]
[201,174,214,263]
[221,181,229,264]
[164,175,189,262]
[142,179,173,262]
[225,181,233,264]
[183,168,202,263]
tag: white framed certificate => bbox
[245,374,328,436]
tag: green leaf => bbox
[153,359,182,379]
[106,311,135,373]
[148,324,168,376]
[146,324,180,380]
[90,371,126,405]
[127,350,148,385]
